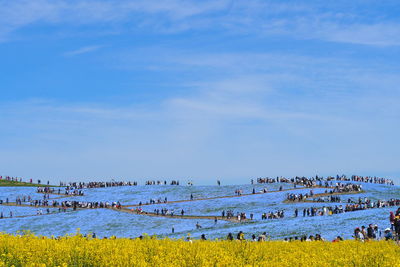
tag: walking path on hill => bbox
[108,207,249,223]
[121,186,329,208]
[0,209,78,220]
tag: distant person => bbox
[227,233,233,240]
[384,228,393,240]
[390,212,395,230]
[258,232,267,241]
[237,231,245,241]
[332,236,343,242]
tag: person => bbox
[214,217,218,224]
[332,236,343,242]
[237,231,245,241]
[196,222,202,229]
[367,224,376,240]
[390,212,395,230]
[227,233,234,241]
[252,234,257,241]
[200,234,207,240]
[354,228,364,241]
[361,226,367,239]
[383,228,393,240]
[258,232,267,241]
[190,194,193,201]
[315,234,323,241]
[172,227,175,233]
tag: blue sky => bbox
[0,0,399,184]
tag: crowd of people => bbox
[234,189,244,196]
[261,210,284,219]
[286,189,316,202]
[60,181,137,188]
[283,234,326,242]
[37,187,84,196]
[1,175,51,185]
[344,175,394,185]
[198,231,327,242]
[23,199,122,210]
[145,180,180,185]
[219,210,252,221]
[310,195,342,202]
[147,197,168,205]
[197,209,400,241]
[286,183,363,202]
[353,224,381,240]
[0,176,23,182]
[152,208,183,216]
[256,176,326,187]
[256,174,394,186]
[295,200,400,218]
[331,183,363,193]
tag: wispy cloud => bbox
[64,45,104,56]
[1,0,399,46]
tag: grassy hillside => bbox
[0,180,55,187]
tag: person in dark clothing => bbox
[367,224,376,239]
[227,233,233,240]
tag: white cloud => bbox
[1,0,399,46]
[64,45,104,56]
[321,23,400,46]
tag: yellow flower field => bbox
[0,233,399,267]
